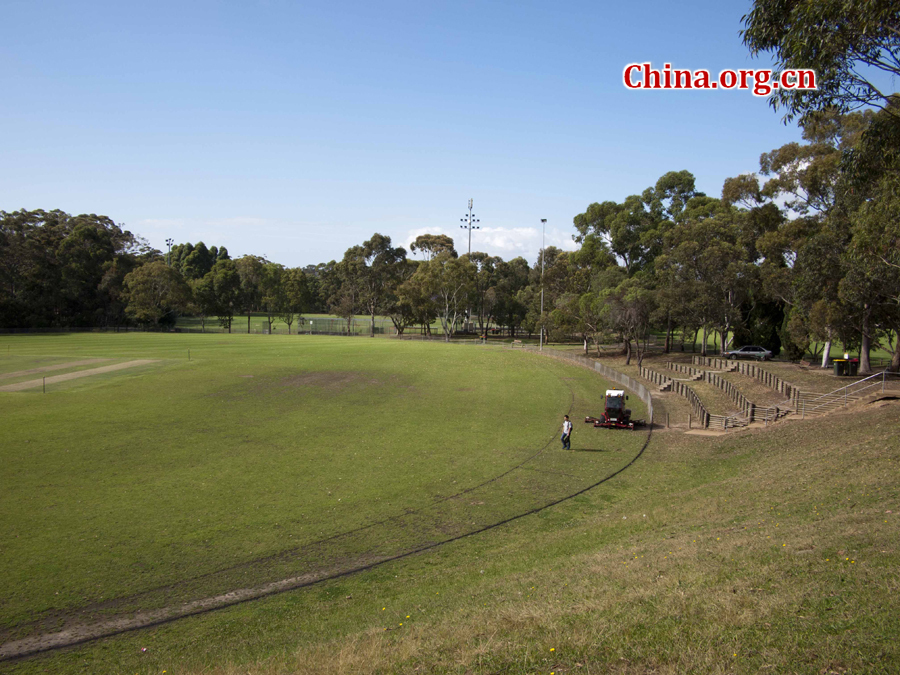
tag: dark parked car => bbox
[722,345,772,361]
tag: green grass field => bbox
[2,333,897,674]
[0,333,643,659]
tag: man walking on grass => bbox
[561,414,572,450]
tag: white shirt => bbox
[563,419,573,434]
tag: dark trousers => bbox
[561,433,571,450]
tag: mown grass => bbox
[3,335,898,674]
[11,395,897,674]
[0,333,642,645]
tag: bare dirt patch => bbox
[276,371,384,393]
[0,360,158,392]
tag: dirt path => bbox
[0,359,111,381]
[0,360,158,392]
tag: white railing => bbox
[801,371,892,416]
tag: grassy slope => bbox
[4,337,898,674]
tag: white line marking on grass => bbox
[0,360,159,392]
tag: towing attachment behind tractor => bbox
[585,389,645,430]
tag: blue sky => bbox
[1,0,803,266]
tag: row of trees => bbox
[2,1,898,372]
[2,116,898,371]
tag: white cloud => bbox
[477,226,537,255]
[400,225,577,262]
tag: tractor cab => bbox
[584,389,644,430]
[604,389,627,421]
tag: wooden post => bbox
[688,414,692,429]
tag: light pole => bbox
[539,219,546,351]
[166,238,174,267]
[459,198,480,257]
[460,199,480,332]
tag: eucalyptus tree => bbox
[492,257,530,336]
[280,267,312,334]
[656,197,759,355]
[723,110,871,363]
[339,234,407,337]
[385,258,419,337]
[599,272,656,366]
[260,262,286,333]
[467,252,502,335]
[409,234,456,260]
[0,209,148,328]
[574,171,702,276]
[210,259,241,333]
[123,261,191,326]
[552,235,618,352]
[189,274,216,332]
[839,103,900,372]
[181,242,216,280]
[397,265,437,336]
[742,0,900,122]
[412,251,475,341]
[525,247,569,343]
[235,255,267,333]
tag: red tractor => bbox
[585,389,645,430]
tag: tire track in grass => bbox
[0,356,652,662]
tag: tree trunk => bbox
[624,338,632,365]
[371,310,376,338]
[701,325,708,357]
[247,312,251,334]
[859,305,873,375]
[664,313,672,354]
[821,327,832,368]
[891,332,900,373]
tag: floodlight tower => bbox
[539,219,546,351]
[459,198,480,256]
[460,199,481,333]
[166,238,174,267]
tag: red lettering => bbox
[645,63,661,89]
[719,69,737,89]
[623,64,643,89]
[781,70,796,89]
[753,70,772,96]
[673,69,691,89]
[796,70,816,89]
[693,70,711,89]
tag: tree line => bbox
[1,1,897,373]
[0,110,897,373]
